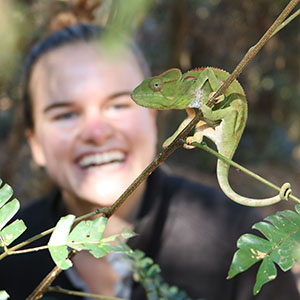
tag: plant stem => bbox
[9,245,49,255]
[47,286,125,300]
[103,139,185,218]
[0,208,105,261]
[191,141,300,204]
[270,8,300,38]
[26,250,77,300]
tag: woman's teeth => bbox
[78,151,125,169]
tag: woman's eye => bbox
[108,99,132,111]
[54,111,78,120]
[111,103,129,110]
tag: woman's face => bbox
[27,42,157,209]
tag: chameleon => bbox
[131,67,291,207]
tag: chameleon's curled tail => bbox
[216,160,292,207]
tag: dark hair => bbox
[23,23,150,129]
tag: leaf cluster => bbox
[0,179,27,299]
[0,179,26,253]
[228,204,300,294]
[48,215,136,270]
[124,248,204,300]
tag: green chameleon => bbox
[131,67,291,207]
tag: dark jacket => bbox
[0,169,298,299]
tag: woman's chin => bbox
[77,187,123,208]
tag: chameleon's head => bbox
[131,68,194,110]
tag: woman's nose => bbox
[79,112,114,145]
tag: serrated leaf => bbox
[0,219,26,246]
[228,233,271,279]
[0,290,9,300]
[228,205,300,294]
[253,257,277,295]
[48,215,75,270]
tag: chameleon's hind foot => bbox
[279,182,292,201]
[184,132,205,149]
[184,136,197,149]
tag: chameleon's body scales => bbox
[132,67,291,207]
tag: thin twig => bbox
[270,8,300,38]
[26,250,77,300]
[47,286,125,300]
[0,208,105,260]
[103,137,185,218]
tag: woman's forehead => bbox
[36,42,139,74]
[29,42,144,102]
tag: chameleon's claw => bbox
[209,92,224,104]
[184,136,197,149]
[279,182,292,201]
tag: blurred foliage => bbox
[0,0,299,200]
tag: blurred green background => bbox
[0,0,299,218]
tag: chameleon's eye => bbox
[149,78,164,92]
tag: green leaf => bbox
[0,199,19,231]
[67,216,108,256]
[121,228,137,239]
[0,220,26,246]
[48,215,75,270]
[0,180,13,208]
[126,248,198,300]
[85,244,108,258]
[253,257,277,295]
[0,180,26,247]
[0,291,9,300]
[228,205,300,294]
[101,233,120,243]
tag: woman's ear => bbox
[26,129,46,167]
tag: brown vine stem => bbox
[25,0,299,298]
[26,250,77,300]
[104,139,185,218]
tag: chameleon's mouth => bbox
[131,92,160,108]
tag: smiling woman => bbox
[26,40,157,214]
